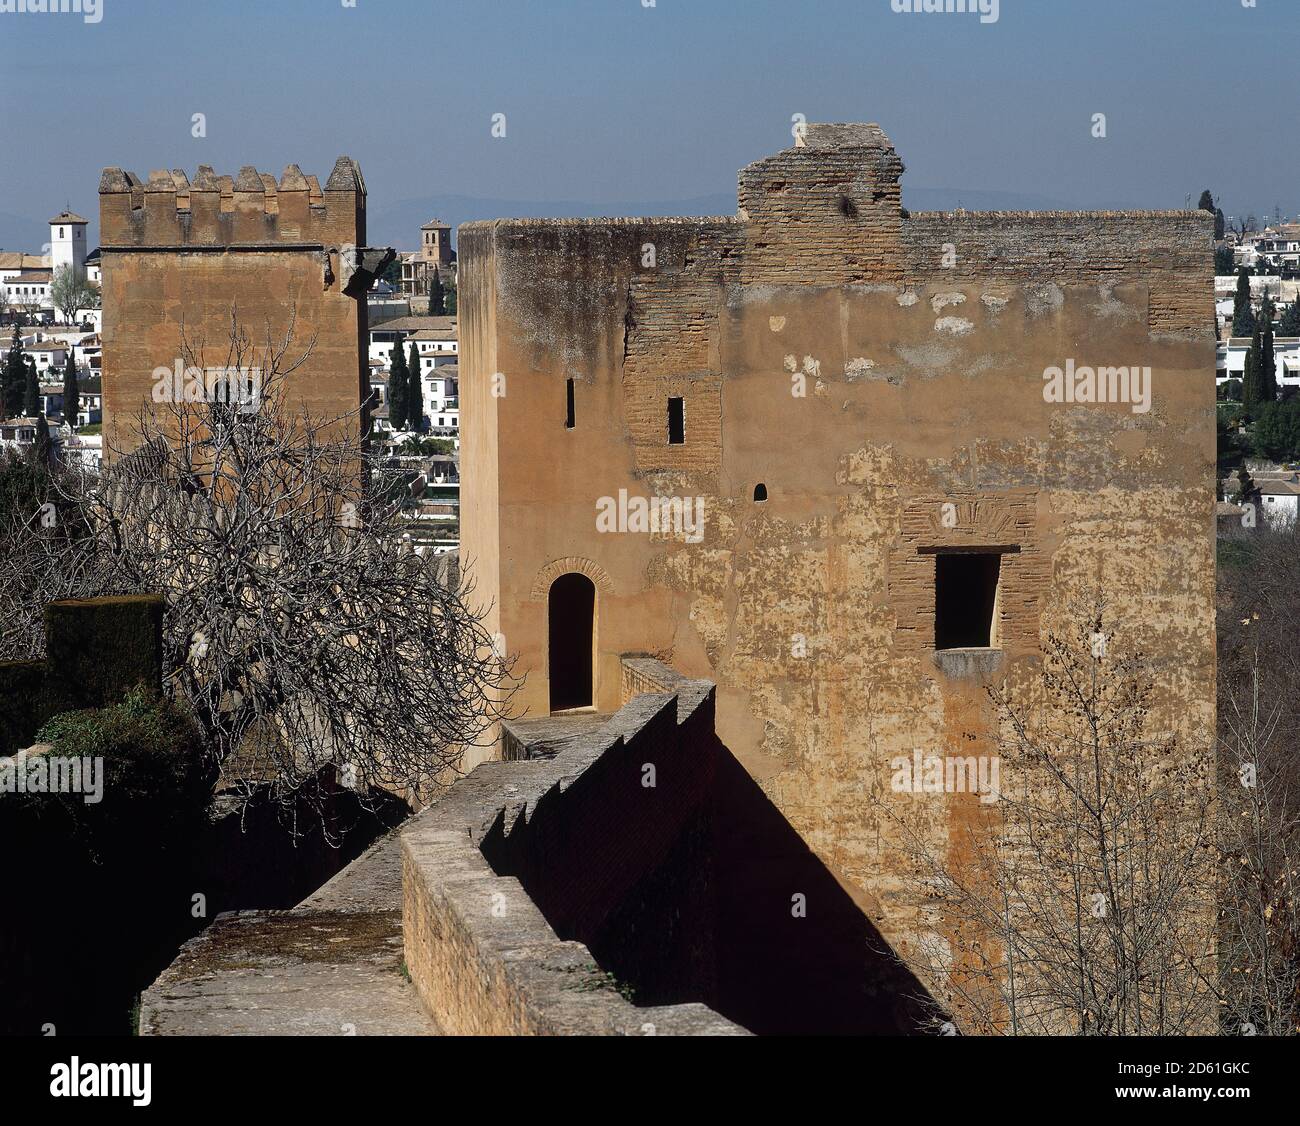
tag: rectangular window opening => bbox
[934,552,1001,650]
[667,396,685,444]
[565,378,575,429]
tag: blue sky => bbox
[1,0,1295,249]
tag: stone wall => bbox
[459,122,1217,1014]
[98,158,375,458]
[401,657,926,1034]
[400,668,745,1035]
[133,654,928,1035]
[479,684,720,1008]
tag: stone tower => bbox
[420,219,453,268]
[97,157,393,456]
[458,123,1217,979]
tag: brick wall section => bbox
[624,264,728,474]
[738,124,906,285]
[400,663,744,1035]
[889,491,1050,657]
[98,162,361,249]
[901,210,1213,335]
[731,123,1212,332]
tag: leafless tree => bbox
[880,604,1218,1035]
[15,292,44,326]
[49,266,99,327]
[0,310,515,828]
[1217,531,1300,1035]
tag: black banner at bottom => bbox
[0,1034,1289,1114]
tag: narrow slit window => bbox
[934,552,1001,650]
[565,378,575,429]
[667,397,685,444]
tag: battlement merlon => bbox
[736,121,1210,244]
[738,122,906,224]
[98,156,366,249]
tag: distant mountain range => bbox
[0,186,1170,257]
[366,186,1082,250]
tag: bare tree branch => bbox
[0,308,518,836]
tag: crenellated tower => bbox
[97,157,393,455]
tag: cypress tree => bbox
[1243,346,1258,417]
[388,343,409,431]
[2,326,26,419]
[428,269,446,316]
[22,360,39,417]
[34,415,52,465]
[62,351,79,428]
[1232,269,1256,338]
[407,341,424,432]
[1280,300,1300,337]
[1215,208,1226,241]
[1261,321,1278,406]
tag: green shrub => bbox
[19,687,211,860]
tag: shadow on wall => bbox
[483,689,933,1035]
[706,743,932,1035]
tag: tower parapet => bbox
[98,157,365,248]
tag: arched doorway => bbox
[548,572,595,712]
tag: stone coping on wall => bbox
[460,216,742,232]
[500,712,613,761]
[619,656,714,716]
[400,660,746,1036]
[460,210,1205,229]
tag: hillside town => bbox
[1211,203,1300,531]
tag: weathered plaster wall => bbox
[459,124,1216,976]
